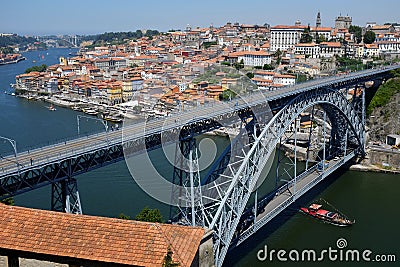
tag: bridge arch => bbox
[203,87,365,266]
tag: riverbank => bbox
[0,56,26,66]
[349,162,400,174]
[14,92,144,122]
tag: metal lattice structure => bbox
[0,67,397,265]
[190,87,366,266]
[0,145,124,214]
[51,177,82,214]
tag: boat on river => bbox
[47,104,56,111]
[82,108,98,116]
[300,203,355,227]
[103,115,123,123]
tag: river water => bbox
[0,48,398,266]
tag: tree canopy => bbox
[82,30,160,46]
[117,212,130,220]
[0,47,14,55]
[300,26,313,43]
[315,33,326,44]
[0,35,36,47]
[349,25,363,43]
[219,89,237,101]
[364,30,376,44]
[0,197,14,206]
[367,76,400,115]
[135,206,163,223]
[25,64,47,73]
[162,246,180,267]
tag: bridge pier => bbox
[171,137,203,226]
[51,177,82,214]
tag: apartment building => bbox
[270,25,307,52]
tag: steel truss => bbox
[171,138,204,226]
[0,144,124,207]
[200,87,365,267]
[170,109,264,224]
[52,177,82,214]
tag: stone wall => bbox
[368,149,400,170]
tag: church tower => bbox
[316,11,321,28]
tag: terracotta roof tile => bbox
[0,204,204,267]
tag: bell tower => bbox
[316,11,321,28]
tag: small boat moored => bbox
[103,115,123,123]
[48,104,56,111]
[300,202,355,227]
[82,108,98,116]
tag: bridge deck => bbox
[0,66,397,177]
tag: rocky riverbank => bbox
[349,163,400,174]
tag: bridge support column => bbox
[51,178,82,214]
[350,84,366,156]
[171,138,203,226]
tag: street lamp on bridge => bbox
[0,136,20,172]
[76,115,109,141]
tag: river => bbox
[0,48,398,266]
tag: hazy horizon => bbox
[1,0,399,36]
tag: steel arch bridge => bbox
[178,87,365,266]
[1,66,399,266]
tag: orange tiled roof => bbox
[320,42,341,48]
[0,204,205,267]
[371,25,392,30]
[310,27,332,32]
[271,25,307,30]
[295,42,318,47]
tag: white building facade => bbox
[237,51,272,67]
[270,25,307,52]
[294,43,320,58]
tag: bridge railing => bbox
[0,132,121,176]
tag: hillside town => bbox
[12,13,400,120]
[1,6,400,267]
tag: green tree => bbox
[203,41,218,49]
[162,246,180,267]
[274,49,282,65]
[25,64,47,73]
[0,197,14,206]
[316,34,326,44]
[262,63,274,70]
[246,72,254,79]
[364,30,376,44]
[219,89,237,101]
[135,206,163,222]
[0,47,14,54]
[233,59,244,70]
[0,35,36,47]
[367,77,400,115]
[300,25,313,43]
[296,74,308,83]
[349,25,363,43]
[118,212,130,220]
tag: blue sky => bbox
[1,0,399,35]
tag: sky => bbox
[1,0,399,36]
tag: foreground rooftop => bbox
[0,204,205,266]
